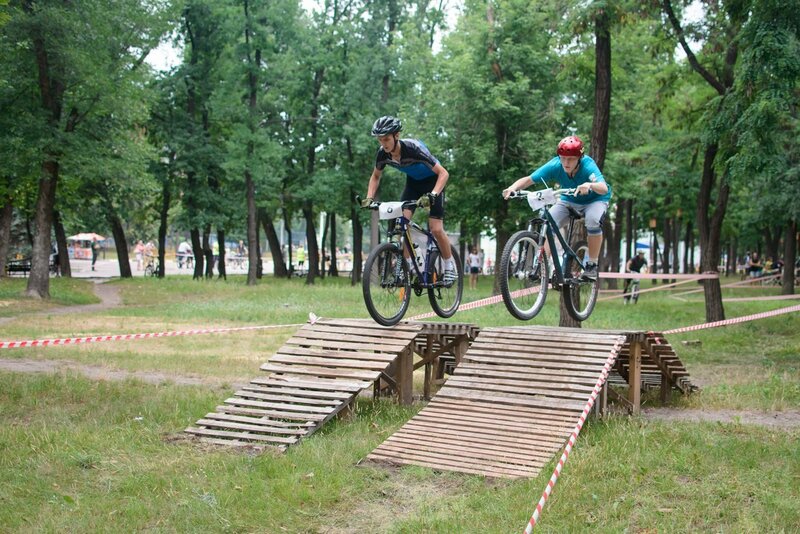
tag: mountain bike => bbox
[500,188,599,322]
[144,255,159,277]
[359,197,463,326]
[623,266,647,304]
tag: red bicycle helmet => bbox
[557,136,584,157]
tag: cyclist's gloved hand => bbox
[360,196,374,208]
[418,192,438,209]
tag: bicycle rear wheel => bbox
[362,242,411,326]
[427,249,463,318]
[499,230,549,321]
[563,241,598,321]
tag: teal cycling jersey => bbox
[530,155,612,205]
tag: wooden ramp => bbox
[185,318,422,451]
[366,326,626,479]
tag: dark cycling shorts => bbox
[470,266,480,274]
[401,175,445,219]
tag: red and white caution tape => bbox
[0,323,302,350]
[524,337,626,533]
[661,303,800,335]
[407,286,538,321]
[599,272,718,280]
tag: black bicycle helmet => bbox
[371,116,402,136]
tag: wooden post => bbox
[454,334,469,366]
[422,334,433,400]
[628,335,642,415]
[660,372,671,404]
[397,346,413,405]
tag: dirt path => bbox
[0,279,122,326]
[641,407,800,430]
[0,357,248,390]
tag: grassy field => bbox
[0,274,798,532]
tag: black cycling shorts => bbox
[401,175,445,219]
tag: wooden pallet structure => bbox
[185,318,422,451]
[607,331,696,412]
[366,326,628,479]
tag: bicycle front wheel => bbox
[499,231,549,321]
[563,241,598,321]
[427,249,463,318]
[362,242,411,326]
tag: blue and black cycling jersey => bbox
[375,139,439,181]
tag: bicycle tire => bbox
[631,281,640,304]
[144,264,154,277]
[499,230,549,321]
[427,249,463,318]
[362,242,411,326]
[563,241,598,321]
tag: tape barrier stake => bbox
[524,337,625,533]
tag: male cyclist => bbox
[624,250,648,303]
[361,116,457,284]
[502,135,611,280]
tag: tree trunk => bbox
[696,145,728,321]
[52,209,70,277]
[246,170,258,286]
[319,212,329,279]
[329,212,339,276]
[26,161,58,299]
[625,199,633,265]
[351,200,362,285]
[303,202,319,284]
[782,220,796,294]
[109,214,132,278]
[283,208,293,278]
[261,208,286,277]
[157,182,170,278]
[217,228,226,280]
[0,192,13,277]
[203,225,213,279]
[191,228,204,279]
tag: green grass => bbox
[0,273,798,532]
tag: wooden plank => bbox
[195,418,310,436]
[366,453,536,479]
[260,363,380,382]
[296,323,420,341]
[269,354,391,371]
[220,401,327,421]
[201,412,315,429]
[232,390,341,406]
[197,437,285,451]
[435,388,587,411]
[287,331,410,351]
[463,350,611,367]
[416,407,575,436]
[448,373,596,390]
[239,384,353,400]
[249,376,366,392]
[381,434,551,466]
[469,339,618,358]
[442,379,592,402]
[367,446,536,478]
[454,363,601,380]
[398,419,568,449]
[186,427,298,445]
[223,397,336,414]
[275,345,397,363]
[431,398,578,421]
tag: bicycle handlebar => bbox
[506,188,576,199]
[355,195,421,211]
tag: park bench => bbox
[5,258,32,277]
